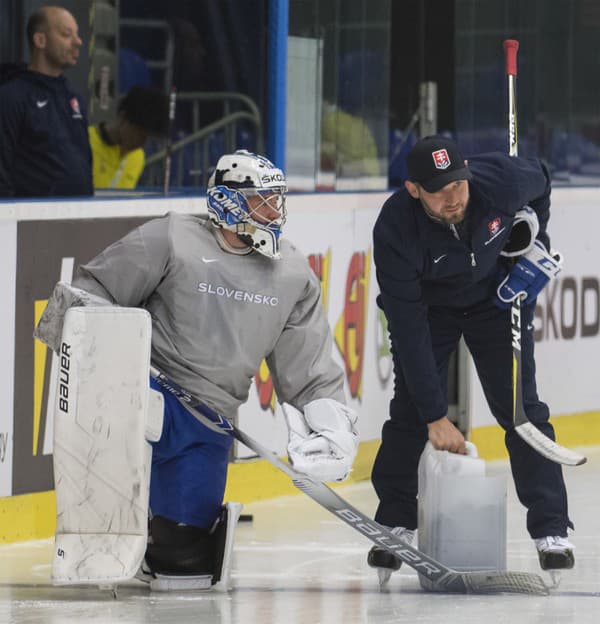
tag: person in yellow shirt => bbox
[89,86,169,189]
[320,101,380,178]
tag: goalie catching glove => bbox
[495,240,563,308]
[284,399,359,483]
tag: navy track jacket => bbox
[373,152,552,424]
[0,63,93,198]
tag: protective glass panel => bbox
[288,0,391,191]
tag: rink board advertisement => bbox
[0,222,17,498]
[12,217,151,495]
[469,187,600,430]
[0,195,200,502]
[0,188,599,510]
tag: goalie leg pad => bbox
[52,307,159,586]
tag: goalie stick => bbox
[149,365,548,595]
[503,39,586,467]
[163,87,177,196]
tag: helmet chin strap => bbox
[213,227,252,255]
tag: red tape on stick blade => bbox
[503,39,519,75]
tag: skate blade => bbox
[149,574,213,592]
[135,561,213,592]
[548,570,562,589]
[377,568,393,588]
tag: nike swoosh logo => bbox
[433,254,447,264]
[36,100,48,108]
[202,257,218,263]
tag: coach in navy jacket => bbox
[369,136,573,579]
[0,7,92,198]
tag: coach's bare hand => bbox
[427,416,466,454]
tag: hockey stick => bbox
[503,39,586,467]
[149,365,548,595]
[163,87,177,196]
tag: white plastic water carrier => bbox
[417,441,507,591]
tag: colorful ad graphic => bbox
[334,249,371,400]
[13,218,148,495]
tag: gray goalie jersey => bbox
[73,212,345,418]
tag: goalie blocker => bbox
[49,306,240,591]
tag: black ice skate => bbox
[367,527,415,587]
[535,536,575,571]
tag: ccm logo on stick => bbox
[58,342,71,413]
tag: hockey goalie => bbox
[34,150,358,592]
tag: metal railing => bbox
[141,92,264,189]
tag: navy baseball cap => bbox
[407,136,472,192]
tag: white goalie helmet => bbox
[207,150,287,259]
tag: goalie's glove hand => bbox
[285,399,359,483]
[495,240,563,309]
[500,206,539,257]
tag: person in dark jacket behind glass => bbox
[0,5,93,198]
[367,135,574,586]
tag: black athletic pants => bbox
[372,299,573,539]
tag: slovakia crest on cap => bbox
[488,218,501,235]
[432,149,450,170]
